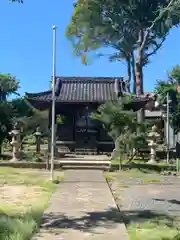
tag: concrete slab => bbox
[32,170,128,240]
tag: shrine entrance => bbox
[75,106,98,152]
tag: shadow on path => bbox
[41,207,122,233]
[39,208,178,233]
[153,198,180,206]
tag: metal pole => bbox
[50,25,57,181]
[166,92,170,164]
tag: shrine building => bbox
[25,77,156,154]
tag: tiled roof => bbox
[25,77,122,103]
[25,76,151,103]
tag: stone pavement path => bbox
[33,170,128,239]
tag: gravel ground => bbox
[109,173,180,226]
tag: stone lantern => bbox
[35,126,41,153]
[147,125,160,164]
[9,122,21,162]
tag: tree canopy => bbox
[0,73,20,100]
[155,65,180,104]
[0,73,48,149]
[155,65,180,133]
[0,74,20,146]
[10,0,23,3]
[66,0,180,94]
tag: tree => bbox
[155,65,180,104]
[107,39,136,93]
[92,97,148,162]
[66,0,180,120]
[155,65,180,133]
[0,73,19,100]
[0,74,44,152]
[10,0,23,2]
[0,74,20,151]
[11,98,34,119]
[0,96,49,152]
[10,97,49,140]
[16,110,49,136]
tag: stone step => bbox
[75,148,97,151]
[58,159,111,170]
[74,151,98,155]
[74,148,98,155]
[59,160,111,165]
[61,165,110,170]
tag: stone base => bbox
[111,149,119,160]
[10,157,20,162]
[147,159,157,164]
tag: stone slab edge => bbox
[0,161,176,172]
[105,177,129,239]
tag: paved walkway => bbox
[33,170,128,239]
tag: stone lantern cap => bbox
[35,126,41,136]
[9,122,20,136]
[9,129,20,136]
[148,125,160,138]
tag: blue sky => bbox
[1,0,180,96]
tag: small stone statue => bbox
[35,125,41,153]
[147,125,160,164]
[9,122,21,162]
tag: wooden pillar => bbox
[73,113,75,142]
[48,106,52,130]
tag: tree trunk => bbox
[126,56,131,93]
[136,30,145,124]
[131,51,136,94]
[136,31,144,95]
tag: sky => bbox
[1,0,180,97]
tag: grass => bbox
[105,168,158,178]
[128,219,180,240]
[122,168,158,176]
[143,177,160,183]
[105,169,161,184]
[111,159,175,166]
[111,159,148,165]
[104,172,118,181]
[0,167,64,240]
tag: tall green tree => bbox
[0,73,19,100]
[155,65,180,133]
[0,74,20,151]
[66,0,180,120]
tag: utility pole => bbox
[166,92,170,164]
[50,25,57,181]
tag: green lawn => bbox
[0,167,64,240]
[128,220,180,240]
[111,159,174,166]
[105,168,160,182]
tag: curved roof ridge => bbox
[56,76,124,83]
[25,90,51,98]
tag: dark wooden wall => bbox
[52,103,114,152]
